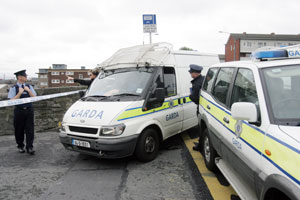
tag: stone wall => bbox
[0,86,87,136]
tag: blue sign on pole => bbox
[143,14,157,34]
[143,14,156,25]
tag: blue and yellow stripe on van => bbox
[116,96,192,121]
[200,95,300,186]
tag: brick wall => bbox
[225,36,240,62]
[0,86,87,136]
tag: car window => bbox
[212,68,235,105]
[203,68,219,93]
[230,68,258,108]
[163,67,177,97]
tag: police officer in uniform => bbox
[188,64,204,151]
[66,68,100,87]
[8,70,37,155]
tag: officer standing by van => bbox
[188,64,204,151]
[8,70,37,155]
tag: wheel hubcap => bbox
[145,136,155,153]
[204,137,211,162]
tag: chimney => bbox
[81,66,86,70]
[271,32,275,35]
[243,32,247,35]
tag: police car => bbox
[59,43,219,162]
[198,45,300,200]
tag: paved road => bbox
[0,130,213,200]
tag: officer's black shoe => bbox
[193,143,201,151]
[26,147,35,155]
[18,147,25,153]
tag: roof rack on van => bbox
[98,43,173,68]
[251,44,300,61]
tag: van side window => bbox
[163,67,177,97]
[203,68,219,93]
[230,68,258,108]
[212,68,234,105]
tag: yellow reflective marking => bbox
[182,132,237,199]
[116,101,170,121]
[117,96,193,121]
[264,137,300,183]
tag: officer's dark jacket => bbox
[189,75,204,105]
[74,79,93,87]
[14,84,33,108]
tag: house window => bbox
[66,79,74,84]
[51,79,60,84]
[40,82,48,86]
[66,71,74,75]
[79,74,83,79]
[51,71,60,75]
[40,74,47,79]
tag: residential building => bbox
[225,33,300,62]
[37,64,90,88]
[37,68,49,88]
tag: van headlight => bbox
[60,122,67,132]
[100,124,126,136]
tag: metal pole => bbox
[149,32,152,44]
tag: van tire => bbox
[203,129,217,172]
[135,128,159,162]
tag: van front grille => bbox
[69,126,98,134]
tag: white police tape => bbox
[0,90,83,108]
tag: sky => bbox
[0,0,299,79]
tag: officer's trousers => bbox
[13,107,34,149]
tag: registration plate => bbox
[72,139,91,148]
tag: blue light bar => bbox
[251,50,288,59]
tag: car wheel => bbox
[203,129,217,171]
[135,128,159,162]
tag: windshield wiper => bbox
[280,122,300,126]
[111,93,141,97]
[81,95,108,101]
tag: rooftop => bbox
[229,33,300,41]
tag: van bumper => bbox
[59,132,139,159]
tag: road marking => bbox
[182,132,237,200]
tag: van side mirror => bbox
[142,88,165,111]
[231,102,258,123]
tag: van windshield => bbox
[262,65,300,125]
[85,67,154,100]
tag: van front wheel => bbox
[135,129,159,162]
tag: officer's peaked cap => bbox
[189,64,203,73]
[14,70,27,77]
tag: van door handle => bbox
[223,116,230,124]
[206,105,211,110]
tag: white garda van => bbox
[59,43,219,162]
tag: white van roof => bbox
[98,43,219,69]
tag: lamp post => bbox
[143,33,159,45]
[219,31,235,61]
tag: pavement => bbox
[0,129,237,200]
